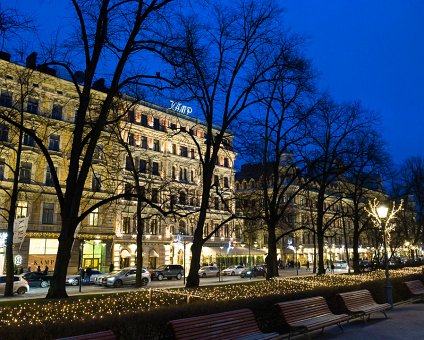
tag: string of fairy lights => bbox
[0,267,420,327]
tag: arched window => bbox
[179,191,187,205]
[178,220,186,235]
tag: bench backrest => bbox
[405,280,424,293]
[275,296,332,324]
[338,289,377,309]
[167,308,261,340]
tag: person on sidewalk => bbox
[86,267,92,284]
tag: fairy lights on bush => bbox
[0,267,420,328]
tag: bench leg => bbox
[382,311,388,318]
[337,323,344,333]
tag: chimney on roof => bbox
[92,78,107,92]
[74,71,85,84]
[26,52,37,69]
[37,64,56,76]
[0,51,11,62]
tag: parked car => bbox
[21,272,52,288]
[95,270,120,285]
[150,264,184,281]
[359,260,373,271]
[102,267,150,288]
[333,260,348,269]
[240,266,266,278]
[222,265,245,276]
[65,270,104,286]
[0,275,29,295]
[198,266,219,278]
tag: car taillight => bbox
[22,279,29,284]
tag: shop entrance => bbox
[120,249,131,268]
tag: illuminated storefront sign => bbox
[169,100,192,115]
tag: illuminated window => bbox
[16,201,28,218]
[89,208,99,226]
[29,238,58,255]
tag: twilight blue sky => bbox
[281,0,424,165]
[3,0,424,165]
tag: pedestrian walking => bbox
[43,265,49,275]
[109,263,114,273]
[330,263,335,274]
[306,260,310,271]
[37,265,41,273]
[80,267,85,283]
[86,267,92,284]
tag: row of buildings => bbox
[0,54,410,275]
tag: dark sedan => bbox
[240,266,266,278]
[21,272,52,288]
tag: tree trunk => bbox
[135,197,144,288]
[316,210,325,275]
[46,221,75,298]
[185,211,206,287]
[5,104,24,297]
[352,223,360,273]
[266,222,278,278]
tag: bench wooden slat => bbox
[167,308,282,340]
[337,289,390,320]
[405,280,424,299]
[275,296,349,337]
[57,330,116,340]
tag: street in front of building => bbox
[0,267,346,302]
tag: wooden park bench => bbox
[337,289,390,321]
[167,308,282,339]
[404,280,424,300]
[275,296,350,339]
[57,330,116,340]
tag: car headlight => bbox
[246,271,252,274]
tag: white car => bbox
[102,267,151,287]
[66,269,105,286]
[95,270,120,285]
[0,275,29,295]
[333,260,348,269]
[222,265,245,276]
[198,266,219,278]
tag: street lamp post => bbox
[79,240,85,293]
[219,246,223,282]
[377,204,392,307]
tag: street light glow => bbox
[377,205,389,219]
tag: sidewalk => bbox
[316,301,424,339]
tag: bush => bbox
[0,268,421,339]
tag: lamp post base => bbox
[384,281,393,307]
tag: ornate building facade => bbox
[0,56,239,274]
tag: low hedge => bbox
[0,268,421,339]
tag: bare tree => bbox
[393,156,424,245]
[236,40,317,278]
[339,126,389,273]
[0,0,174,298]
[0,64,41,296]
[0,6,34,50]
[304,98,373,274]
[163,0,284,287]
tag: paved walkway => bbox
[314,301,424,339]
